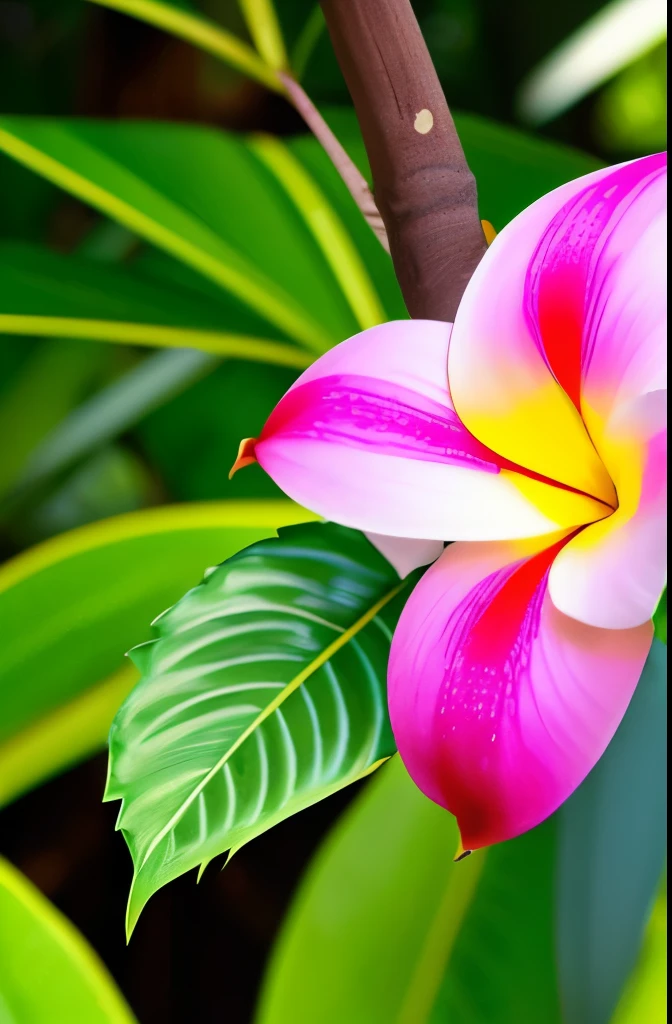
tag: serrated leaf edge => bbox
[130,579,407,879]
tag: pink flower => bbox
[232,154,667,852]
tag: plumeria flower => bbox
[231,153,667,854]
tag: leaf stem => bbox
[280,73,390,252]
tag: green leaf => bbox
[238,0,288,71]
[0,500,313,807]
[516,0,667,125]
[557,639,668,1024]
[0,120,362,352]
[138,358,298,502]
[0,856,136,1022]
[6,445,153,547]
[9,350,216,504]
[257,755,560,1024]
[0,241,311,365]
[290,6,326,80]
[105,522,414,936]
[0,337,110,498]
[595,42,667,155]
[249,133,386,331]
[256,755,484,1024]
[611,879,667,1024]
[429,821,560,1024]
[86,0,282,91]
[284,133,406,323]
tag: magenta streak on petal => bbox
[259,373,503,472]
[524,153,667,411]
[427,537,569,846]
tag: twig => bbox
[320,0,487,321]
[280,72,390,253]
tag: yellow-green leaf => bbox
[238,0,288,71]
[0,857,136,1022]
[86,0,282,91]
[0,120,337,352]
[249,134,386,332]
[0,500,314,806]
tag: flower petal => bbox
[448,156,669,505]
[253,321,607,542]
[365,533,444,579]
[388,539,652,850]
[550,391,667,628]
[578,156,667,425]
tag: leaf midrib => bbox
[135,578,408,872]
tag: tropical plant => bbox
[0,1,666,1022]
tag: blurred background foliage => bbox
[0,0,666,1021]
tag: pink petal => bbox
[388,539,653,850]
[578,157,667,425]
[448,155,668,506]
[365,534,444,579]
[253,321,608,542]
[550,391,667,628]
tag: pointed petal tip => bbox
[229,437,258,479]
[454,837,473,862]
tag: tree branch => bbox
[320,0,487,321]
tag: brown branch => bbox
[280,72,390,252]
[320,0,487,321]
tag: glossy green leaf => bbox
[0,856,136,1022]
[0,500,312,807]
[0,119,363,352]
[105,523,415,936]
[256,754,485,1024]
[557,639,667,1024]
[86,0,282,91]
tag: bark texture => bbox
[321,0,487,321]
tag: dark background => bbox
[0,1,666,1021]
